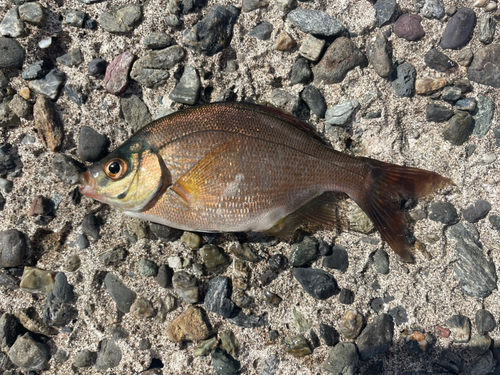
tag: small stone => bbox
[172,271,199,304]
[476,309,496,335]
[297,34,324,63]
[52,272,74,303]
[429,202,459,224]
[478,13,496,44]
[293,267,337,299]
[204,276,237,318]
[287,8,344,36]
[469,334,492,354]
[434,325,450,338]
[0,313,22,348]
[82,214,102,240]
[426,103,454,122]
[73,349,96,368]
[16,307,57,336]
[388,306,408,325]
[242,0,268,12]
[78,126,109,162]
[150,222,183,241]
[463,350,495,375]
[325,100,359,126]
[20,267,55,294]
[456,48,473,67]
[392,63,416,97]
[166,306,210,341]
[43,292,78,327]
[64,9,86,28]
[338,288,354,304]
[267,254,287,273]
[274,31,296,51]
[54,348,69,364]
[180,232,202,249]
[263,290,282,307]
[323,245,349,273]
[283,334,311,358]
[367,33,393,78]
[421,0,445,19]
[232,289,253,308]
[56,49,83,67]
[168,256,183,270]
[472,95,494,138]
[0,37,24,69]
[100,4,142,33]
[107,326,129,340]
[104,52,135,95]
[65,254,81,272]
[290,58,311,85]
[228,311,267,328]
[300,85,326,118]
[339,310,363,339]
[415,77,447,94]
[8,333,49,370]
[249,22,273,40]
[357,314,394,361]
[447,314,471,342]
[289,236,317,267]
[0,8,27,38]
[138,259,158,277]
[442,86,462,102]
[463,200,491,223]
[52,154,85,185]
[156,264,173,288]
[313,37,367,84]
[440,8,476,50]
[104,273,137,313]
[394,14,425,41]
[199,244,229,274]
[293,308,311,332]
[183,5,239,56]
[30,69,65,100]
[424,48,456,71]
[38,36,52,48]
[33,96,63,151]
[220,330,239,358]
[0,229,29,268]
[374,248,389,274]
[130,298,155,318]
[99,248,127,266]
[490,215,500,231]
[170,66,200,105]
[194,336,218,356]
[455,97,477,112]
[211,348,240,375]
[443,111,473,145]
[143,33,173,50]
[404,329,436,357]
[94,339,122,371]
[18,2,45,26]
[322,342,358,375]
[88,58,107,76]
[22,60,48,80]
[120,94,152,133]
[8,94,31,118]
[319,324,339,347]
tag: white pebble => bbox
[38,37,52,49]
[168,256,183,270]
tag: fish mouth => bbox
[79,170,104,202]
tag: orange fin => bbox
[354,158,454,263]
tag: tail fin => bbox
[354,158,454,263]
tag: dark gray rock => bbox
[322,342,358,374]
[366,33,392,78]
[0,37,25,69]
[455,97,476,112]
[120,94,151,132]
[0,8,27,38]
[99,247,127,266]
[463,200,491,223]
[228,311,267,328]
[0,102,20,128]
[287,8,344,36]
[143,33,173,50]
[426,103,454,123]
[150,223,183,241]
[183,5,239,56]
[338,288,354,304]
[319,323,339,347]
[172,271,199,304]
[478,14,496,44]
[442,86,462,102]
[0,269,20,290]
[325,100,359,126]
[211,348,240,375]
[357,314,394,361]
[440,8,476,50]
[0,229,29,268]
[394,14,425,41]
[64,9,86,28]
[289,236,317,267]
[429,202,459,224]
[421,0,445,19]
[73,349,96,368]
[424,48,456,71]
[0,144,18,175]
[442,111,473,145]
[262,355,280,375]
[138,259,158,277]
[29,69,66,100]
[104,273,137,313]
[323,245,349,272]
[88,58,107,76]
[490,215,500,231]
[8,94,31,118]
[199,244,230,274]
[156,264,173,288]
[472,95,494,138]
[388,306,408,326]
[19,2,45,26]
[22,60,48,80]
[374,0,398,27]
[43,292,78,327]
[52,154,85,185]
[78,126,109,162]
[476,310,496,335]
[463,350,495,375]
[8,333,49,370]
[64,84,86,106]
[468,44,500,88]
[392,63,416,97]
[242,0,268,12]
[57,49,83,67]
[82,214,102,240]
[293,267,337,300]
[370,296,395,313]
[249,22,273,40]
[100,5,142,33]
[170,66,200,105]
[94,338,122,371]
[446,315,471,343]
[0,313,22,348]
[447,223,497,298]
[268,254,287,272]
[301,85,326,118]
[53,272,74,303]
[374,249,389,274]
[204,276,237,318]
[494,128,500,147]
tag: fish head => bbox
[79,140,167,211]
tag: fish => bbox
[79,102,453,262]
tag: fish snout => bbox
[78,170,101,200]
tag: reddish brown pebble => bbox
[33,96,63,151]
[394,14,425,41]
[104,51,135,95]
[435,325,450,338]
[29,196,52,216]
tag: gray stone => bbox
[289,236,317,267]
[469,44,500,88]
[138,259,158,277]
[463,200,491,223]
[150,223,183,241]
[429,202,459,224]
[0,103,20,128]
[64,9,86,28]
[98,247,127,266]
[322,342,358,375]
[228,310,267,328]
[447,314,471,343]
[392,63,416,97]
[0,229,29,268]
[421,0,445,19]
[287,8,344,37]
[426,103,454,123]
[43,291,78,327]
[249,22,273,40]
[8,94,31,118]
[156,264,173,288]
[211,348,240,375]
[374,0,398,27]
[357,314,394,361]
[424,48,456,72]
[78,126,109,162]
[455,97,476,112]
[440,8,476,50]
[325,100,359,126]
[442,86,462,102]
[367,33,392,78]
[170,66,200,105]
[120,94,152,133]
[323,245,349,273]
[104,273,137,313]
[476,309,496,335]
[204,276,237,318]
[73,349,96,368]
[18,2,46,26]
[8,333,49,370]
[463,350,495,375]
[442,111,473,145]
[242,0,268,12]
[0,37,25,68]
[82,214,101,240]
[456,47,473,67]
[52,154,85,185]
[100,5,142,33]
[293,267,337,300]
[172,271,199,304]
[0,8,27,38]
[88,58,107,76]
[374,248,389,274]
[22,60,48,80]
[53,272,74,303]
[0,313,22,348]
[143,32,173,50]
[301,85,326,118]
[298,34,325,62]
[290,58,312,85]
[56,49,83,67]
[29,69,66,100]
[94,339,122,371]
[472,95,494,138]
[478,14,496,44]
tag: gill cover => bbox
[88,140,167,211]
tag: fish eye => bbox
[104,158,127,180]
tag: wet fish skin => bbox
[79,102,453,262]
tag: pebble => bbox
[52,272,74,303]
[392,63,416,97]
[472,95,494,138]
[0,8,27,38]
[104,51,135,95]
[300,85,326,118]
[426,103,454,123]
[94,339,122,371]
[16,307,57,336]
[456,47,473,67]
[440,8,476,49]
[228,242,260,263]
[8,94,31,118]
[434,325,450,338]
[442,111,473,145]
[292,308,311,332]
[43,292,77,327]
[168,256,183,270]
[194,336,218,356]
[54,348,69,364]
[228,310,267,328]
[100,4,142,33]
[389,305,408,325]
[232,259,249,290]
[82,214,102,240]
[231,290,251,308]
[463,350,495,375]
[249,22,273,40]
[424,48,456,72]
[293,267,337,299]
[88,58,107,76]
[0,144,17,176]
[211,348,240,375]
[204,276,237,318]
[491,215,500,231]
[446,314,471,343]
[463,200,491,223]
[242,0,268,12]
[166,306,210,341]
[104,273,137,313]
[156,264,173,288]
[442,86,462,102]
[325,100,359,126]
[181,232,202,249]
[394,14,425,41]
[0,313,22,348]
[374,0,398,26]
[78,126,109,162]
[287,8,344,36]
[447,223,497,298]
[0,178,13,195]
[29,69,66,100]
[138,259,158,277]
[370,295,394,313]
[64,9,86,28]
[274,31,296,51]
[22,60,48,80]
[357,314,394,361]
[478,13,496,44]
[143,33,173,50]
[338,288,354,304]
[183,5,239,56]
[220,330,239,358]
[150,222,183,241]
[282,335,311,357]
[20,267,55,294]
[367,33,393,78]
[469,334,492,354]
[56,49,83,67]
[170,66,200,105]
[64,254,81,272]
[130,298,155,318]
[290,58,312,85]
[34,96,64,151]
[0,229,29,268]
[131,45,185,89]
[19,2,46,26]
[421,0,445,19]
[313,37,367,84]
[99,247,128,266]
[415,77,447,94]
[172,271,199,304]
[268,254,287,273]
[289,236,317,267]
[429,201,459,224]
[455,97,477,112]
[403,329,436,357]
[0,102,19,128]
[374,248,390,274]
[476,309,496,334]
[319,323,339,346]
[322,342,358,375]
[262,355,280,375]
[8,333,49,370]
[495,128,500,147]
[38,36,52,49]
[199,244,229,273]
[323,245,349,272]
[263,290,282,307]
[73,349,96,368]
[120,94,152,132]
